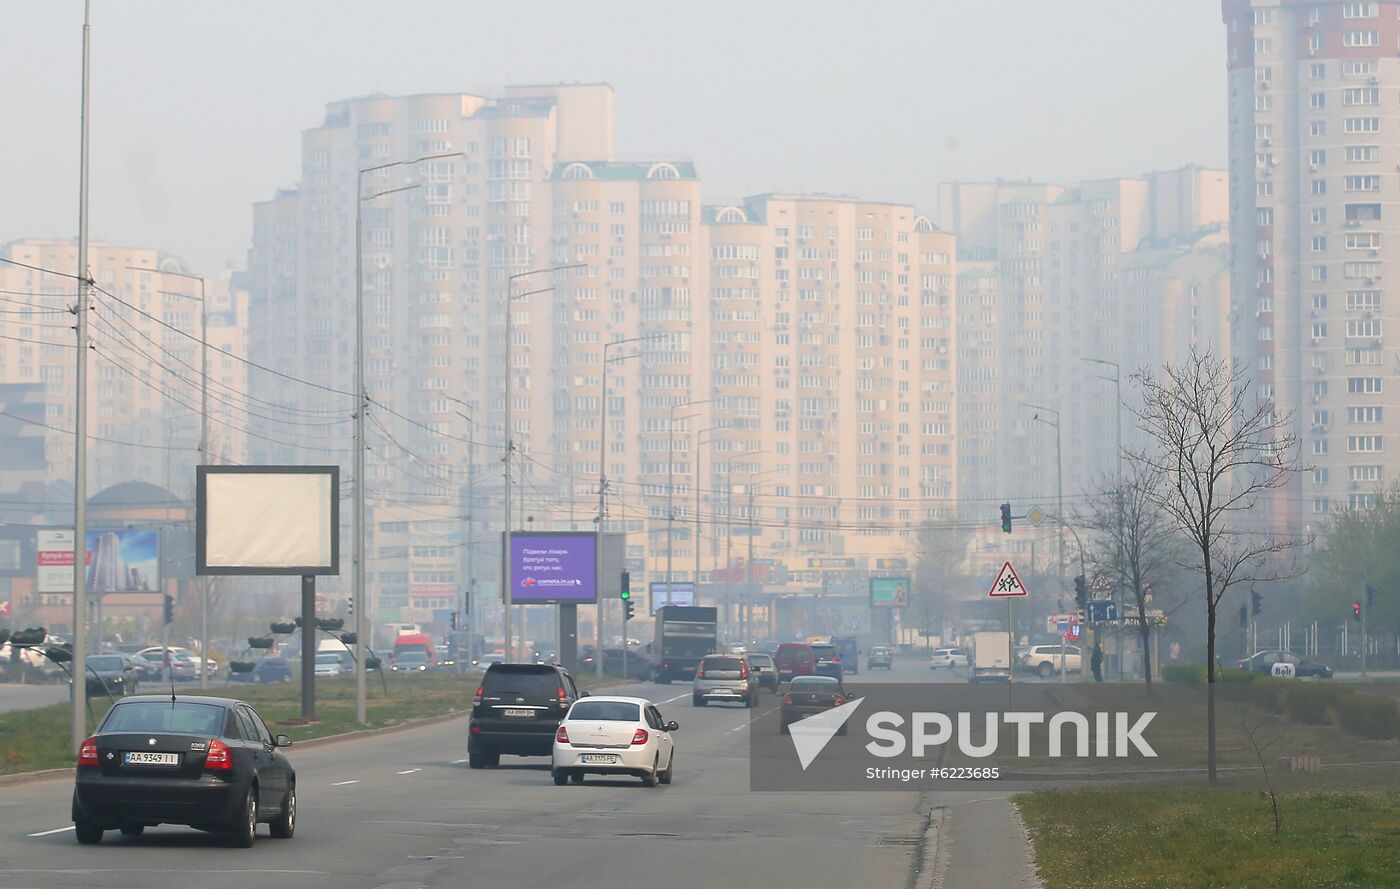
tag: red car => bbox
[774,643,814,682]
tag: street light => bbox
[1022,402,1065,682]
[1082,356,1124,660]
[694,425,723,596]
[593,333,661,675]
[738,466,781,645]
[666,398,714,609]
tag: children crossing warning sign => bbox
[988,561,1028,597]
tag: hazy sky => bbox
[0,1,1227,275]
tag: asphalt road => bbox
[0,654,1038,889]
[0,683,70,714]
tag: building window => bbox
[1309,149,1327,166]
[1309,92,1325,109]
[1311,208,1327,224]
[1344,117,1381,133]
[1310,34,1324,53]
[1310,62,1326,80]
[1310,120,1326,137]
[1313,293,1329,310]
[1312,236,1328,252]
[1347,376,1383,394]
[1345,145,1378,163]
[1343,87,1380,105]
[1343,2,1379,19]
[1343,30,1379,47]
[1254,37,1272,54]
[1344,174,1381,191]
[1311,179,1327,195]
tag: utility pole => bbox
[666,399,711,610]
[1084,356,1123,675]
[72,0,93,755]
[694,426,718,603]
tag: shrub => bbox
[1336,692,1400,740]
[1162,664,1257,685]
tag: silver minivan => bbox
[692,654,759,708]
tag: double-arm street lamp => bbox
[666,398,714,608]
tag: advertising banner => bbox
[869,576,911,609]
[649,581,695,612]
[508,532,598,604]
[37,528,159,594]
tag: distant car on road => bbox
[1020,644,1081,678]
[810,643,843,680]
[73,695,295,846]
[692,654,759,708]
[780,675,850,735]
[867,645,895,670]
[391,651,431,673]
[134,647,199,681]
[313,653,345,677]
[126,652,166,683]
[774,643,815,681]
[1237,650,1334,679]
[228,657,292,684]
[81,654,139,698]
[929,647,970,670]
[469,662,585,768]
[551,695,677,787]
[742,652,780,690]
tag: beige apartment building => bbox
[939,168,1229,576]
[1223,0,1400,537]
[0,240,249,506]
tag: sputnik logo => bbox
[787,697,864,770]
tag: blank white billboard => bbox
[197,466,339,575]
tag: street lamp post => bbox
[1083,356,1124,676]
[694,426,721,599]
[740,467,781,646]
[72,0,93,755]
[666,399,714,609]
[1023,402,1065,682]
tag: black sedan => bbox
[73,695,296,847]
[81,654,139,698]
[780,675,850,735]
[1237,650,1334,679]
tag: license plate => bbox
[124,751,179,766]
[580,754,618,764]
[502,708,534,718]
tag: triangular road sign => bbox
[988,560,1029,598]
[788,697,865,770]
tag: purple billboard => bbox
[508,532,598,604]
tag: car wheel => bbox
[552,770,569,786]
[641,757,658,787]
[1038,662,1054,679]
[570,771,585,784]
[659,752,674,785]
[270,784,295,839]
[692,695,705,707]
[74,815,103,845]
[119,824,144,837]
[230,788,257,848]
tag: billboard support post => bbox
[300,575,315,721]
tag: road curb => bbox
[911,805,944,889]
[0,768,71,787]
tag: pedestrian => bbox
[1091,642,1104,683]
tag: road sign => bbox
[1026,505,1047,527]
[987,561,1028,598]
[0,601,9,617]
[1086,601,1119,623]
[1064,624,1081,641]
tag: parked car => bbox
[134,647,199,681]
[1237,650,1334,679]
[469,662,585,768]
[72,695,295,846]
[1020,644,1081,678]
[780,675,850,735]
[774,643,815,681]
[692,654,759,707]
[742,652,780,690]
[127,652,166,682]
[550,695,677,787]
[228,656,293,684]
[929,647,970,670]
[867,645,895,670]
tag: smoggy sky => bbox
[0,0,1227,274]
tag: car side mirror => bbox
[274,734,293,748]
[665,720,679,732]
[579,690,591,697]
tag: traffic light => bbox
[1000,503,1012,534]
[1352,600,1362,621]
[347,596,354,617]
[1366,584,1377,607]
[1250,589,1263,617]
[1073,575,1088,608]
[1238,604,1248,628]
[162,595,174,625]
[449,613,458,630]
[624,599,635,622]
[619,570,631,601]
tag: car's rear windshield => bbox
[790,676,839,687]
[398,652,427,662]
[811,645,836,656]
[88,656,124,671]
[483,665,561,699]
[777,645,810,656]
[746,654,773,665]
[102,701,226,735]
[569,700,640,722]
[315,653,343,663]
[702,657,743,671]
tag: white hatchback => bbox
[929,648,970,670]
[551,695,677,787]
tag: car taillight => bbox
[78,736,98,767]
[834,695,846,706]
[783,694,793,705]
[474,686,484,703]
[205,738,233,771]
[740,665,749,679]
[558,688,567,701]
[555,726,570,744]
[631,728,649,746]
[695,668,704,679]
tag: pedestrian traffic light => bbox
[620,570,631,601]
[1073,575,1088,607]
[1352,600,1362,621]
[1250,589,1262,617]
[162,594,174,625]
[624,599,635,622]
[1000,503,1012,534]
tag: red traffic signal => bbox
[1352,601,1362,620]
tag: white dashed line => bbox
[659,693,688,704]
[397,768,421,775]
[28,826,75,837]
[450,758,469,764]
[332,780,359,786]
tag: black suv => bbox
[468,663,585,768]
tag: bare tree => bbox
[1078,461,1182,694]
[1129,349,1306,783]
[912,522,974,649]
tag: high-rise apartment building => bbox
[1223,0,1400,535]
[940,169,1228,573]
[0,240,249,506]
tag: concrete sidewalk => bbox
[922,793,1042,889]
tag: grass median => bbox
[1017,790,1400,889]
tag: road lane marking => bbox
[332,779,359,786]
[397,768,421,775]
[660,693,688,703]
[450,758,469,764]
[28,826,74,837]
